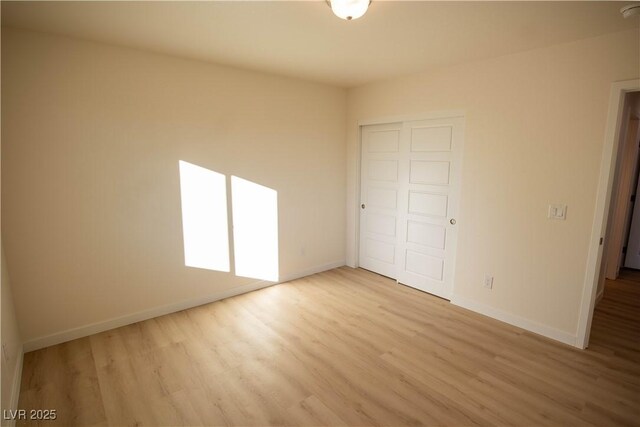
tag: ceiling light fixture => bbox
[620,3,640,18]
[327,0,370,21]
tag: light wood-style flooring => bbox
[17,267,640,426]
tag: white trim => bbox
[595,287,605,305]
[357,110,466,127]
[279,260,345,282]
[23,261,344,352]
[451,294,577,347]
[6,346,24,427]
[576,79,640,350]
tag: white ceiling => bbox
[2,1,637,87]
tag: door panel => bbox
[405,250,444,280]
[397,117,463,298]
[368,130,401,152]
[368,160,399,182]
[366,213,397,236]
[367,187,397,209]
[408,191,448,217]
[407,221,446,249]
[409,161,450,185]
[366,239,396,264]
[410,126,453,152]
[359,123,402,279]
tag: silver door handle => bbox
[450,218,456,225]
[361,204,366,209]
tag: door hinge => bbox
[599,237,604,245]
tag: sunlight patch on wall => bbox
[231,176,279,282]
[178,161,230,272]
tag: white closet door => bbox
[359,116,464,300]
[396,117,464,299]
[359,123,402,279]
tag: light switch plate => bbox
[484,274,493,289]
[548,204,567,220]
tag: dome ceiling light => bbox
[621,3,640,18]
[327,0,371,21]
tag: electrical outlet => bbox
[484,274,494,289]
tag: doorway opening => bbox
[600,91,640,286]
[578,80,640,349]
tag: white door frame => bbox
[577,79,640,349]
[354,110,465,283]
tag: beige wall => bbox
[1,244,23,421]
[346,29,639,338]
[1,28,347,345]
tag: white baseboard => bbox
[450,294,578,348]
[23,261,345,352]
[6,346,24,426]
[279,260,345,282]
[595,287,605,305]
